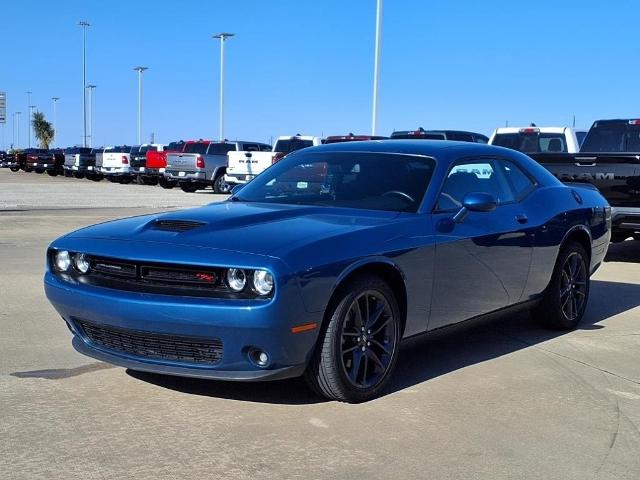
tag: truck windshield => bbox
[183,143,209,155]
[580,122,640,152]
[234,151,435,213]
[274,138,314,154]
[105,146,131,153]
[492,133,567,153]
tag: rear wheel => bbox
[46,170,58,177]
[118,176,133,184]
[73,172,84,179]
[213,173,231,194]
[10,166,19,172]
[304,275,401,403]
[159,177,175,189]
[142,177,159,186]
[533,241,589,330]
[180,182,201,193]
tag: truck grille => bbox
[77,319,223,364]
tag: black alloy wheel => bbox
[305,274,401,403]
[533,241,590,330]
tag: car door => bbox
[428,156,535,330]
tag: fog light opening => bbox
[249,349,270,368]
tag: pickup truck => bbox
[526,119,640,242]
[165,140,270,193]
[225,135,319,188]
[130,144,165,185]
[147,140,184,189]
[96,145,134,183]
[63,147,96,179]
[25,149,65,176]
[323,134,388,144]
[390,128,489,143]
[489,126,587,153]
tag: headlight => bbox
[252,269,274,296]
[74,253,90,274]
[54,250,71,271]
[226,268,247,292]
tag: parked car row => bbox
[3,120,639,241]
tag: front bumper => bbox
[44,268,319,381]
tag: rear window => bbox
[575,131,587,147]
[167,142,185,152]
[447,132,474,142]
[183,143,209,155]
[580,122,640,152]
[492,133,567,153]
[105,146,131,153]
[259,144,272,151]
[391,132,445,140]
[274,138,314,154]
[64,147,92,154]
[208,143,236,154]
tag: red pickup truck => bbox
[146,140,185,189]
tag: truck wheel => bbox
[180,183,200,193]
[213,174,231,194]
[142,177,159,186]
[159,178,175,189]
[532,242,590,330]
[46,170,58,177]
[118,176,133,184]
[73,172,84,179]
[89,174,103,182]
[10,166,19,172]
[304,275,401,403]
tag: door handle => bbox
[515,214,528,224]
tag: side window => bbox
[437,158,515,211]
[501,160,536,200]
[243,143,260,152]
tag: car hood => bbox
[65,201,399,258]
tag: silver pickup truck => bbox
[63,147,96,179]
[164,140,270,193]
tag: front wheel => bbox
[159,177,175,189]
[533,241,590,330]
[304,275,401,403]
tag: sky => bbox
[1,0,638,149]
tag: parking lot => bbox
[1,168,640,479]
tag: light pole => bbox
[371,0,383,136]
[86,85,96,147]
[13,111,21,149]
[29,105,36,147]
[52,97,60,147]
[133,66,148,144]
[213,32,234,142]
[79,21,90,147]
[26,91,32,147]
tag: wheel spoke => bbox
[342,344,360,355]
[367,304,385,330]
[352,299,364,328]
[349,350,364,383]
[342,331,360,337]
[370,316,391,336]
[367,349,385,371]
[370,338,391,355]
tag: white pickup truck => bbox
[225,135,322,186]
[95,145,134,183]
[489,126,587,154]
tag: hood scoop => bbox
[153,219,206,232]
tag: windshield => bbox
[580,122,640,152]
[492,132,567,153]
[274,138,313,154]
[105,146,131,153]
[234,151,436,213]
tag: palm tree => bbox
[32,111,54,149]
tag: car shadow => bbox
[126,279,640,404]
[604,239,640,263]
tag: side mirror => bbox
[230,184,244,196]
[453,192,497,223]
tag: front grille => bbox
[77,319,223,364]
[154,219,206,232]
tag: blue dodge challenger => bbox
[44,141,611,402]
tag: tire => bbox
[304,274,401,403]
[73,172,85,179]
[213,173,231,194]
[46,170,58,177]
[35,169,44,174]
[533,241,590,330]
[180,183,201,193]
[88,174,103,182]
[118,176,133,184]
[10,167,19,172]
[142,177,159,186]
[159,178,175,189]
